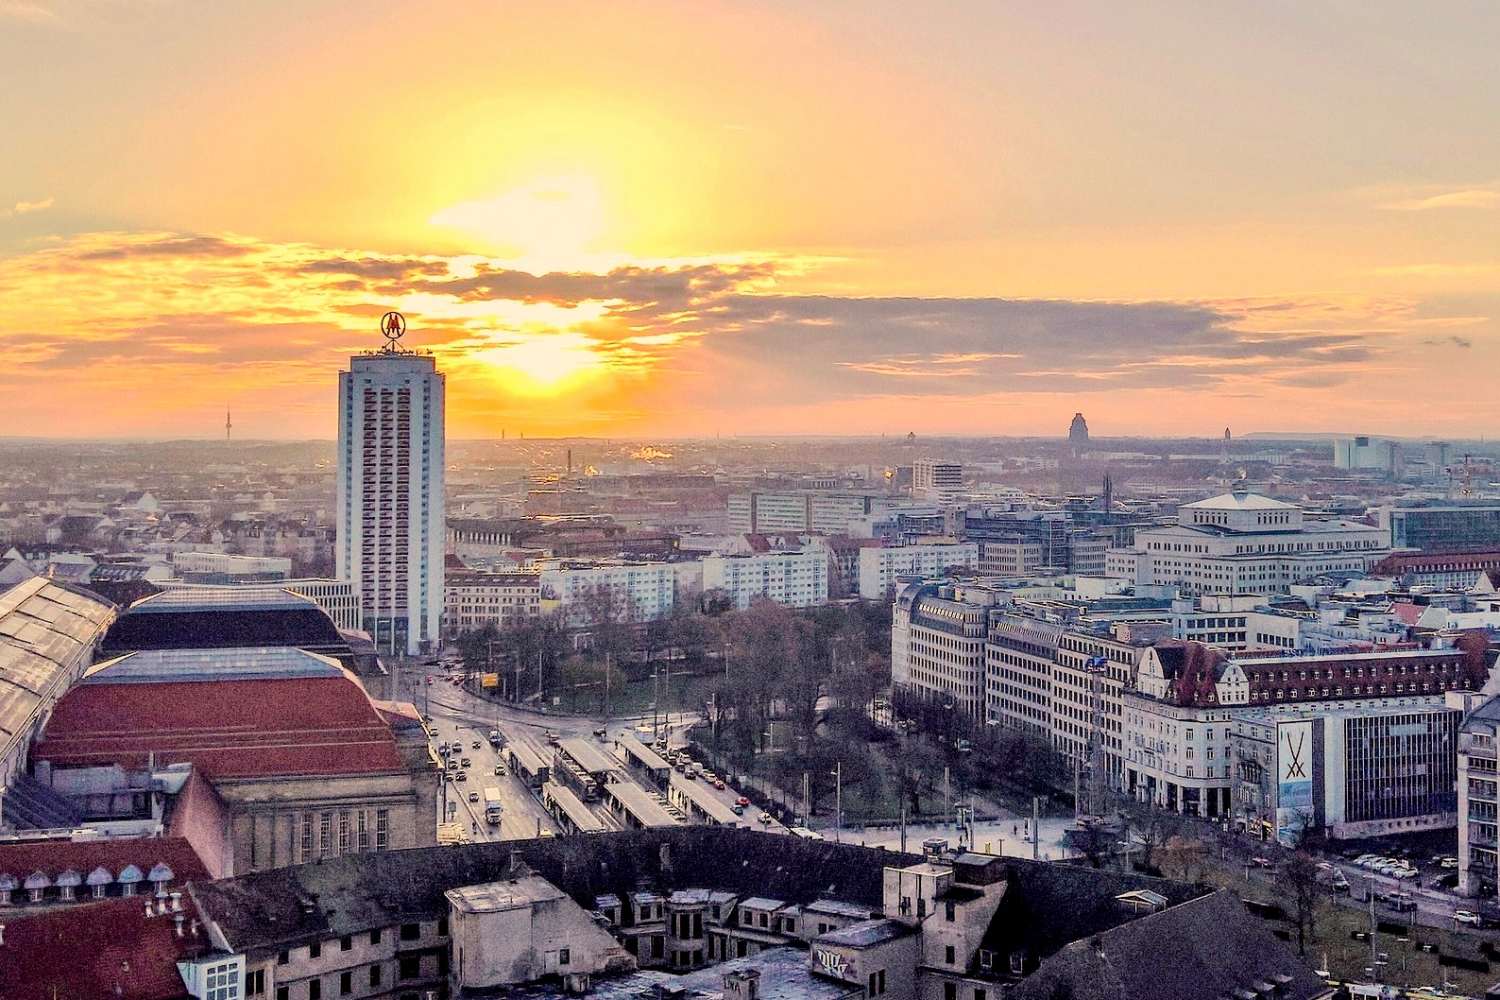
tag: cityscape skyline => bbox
[3,2,1499,439]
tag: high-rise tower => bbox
[336,311,445,656]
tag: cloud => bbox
[1421,335,1473,349]
[1360,180,1500,212]
[0,1,59,23]
[0,229,1452,436]
[10,195,55,215]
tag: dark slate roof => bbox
[190,827,919,952]
[979,856,1205,967]
[1006,890,1327,1000]
[102,590,343,655]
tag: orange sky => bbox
[2,1,1498,439]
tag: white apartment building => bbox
[443,571,542,637]
[702,545,829,610]
[726,491,893,535]
[913,460,963,501]
[539,560,704,628]
[891,582,998,719]
[1105,491,1387,596]
[857,541,979,600]
[336,342,445,656]
[172,551,292,581]
[1168,595,1302,652]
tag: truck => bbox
[483,786,503,826]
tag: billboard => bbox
[481,673,499,689]
[1275,719,1314,847]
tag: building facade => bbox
[539,560,704,628]
[1106,491,1388,595]
[443,571,542,637]
[336,346,446,656]
[702,546,830,610]
[891,583,998,720]
[858,541,979,600]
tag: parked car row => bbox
[1354,854,1419,880]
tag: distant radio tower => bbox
[226,407,232,442]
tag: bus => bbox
[483,787,503,825]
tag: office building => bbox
[913,459,963,500]
[985,613,1063,740]
[1105,490,1388,595]
[336,316,446,655]
[857,541,979,599]
[1376,502,1500,553]
[1233,701,1459,844]
[891,582,1001,719]
[1333,435,1400,474]
[158,578,363,632]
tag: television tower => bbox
[225,407,232,442]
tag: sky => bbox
[2,0,1499,440]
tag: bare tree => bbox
[1159,834,1208,883]
[1278,852,1323,956]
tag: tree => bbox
[1118,799,1180,874]
[1278,852,1323,956]
[1159,834,1208,883]
[1069,817,1118,869]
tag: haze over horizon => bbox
[3,1,1498,439]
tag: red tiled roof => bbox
[0,835,209,885]
[34,676,404,778]
[1390,602,1425,626]
[0,896,209,1000]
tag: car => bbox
[467,791,480,803]
[427,727,438,737]
[674,762,687,773]
[757,812,773,825]
[438,743,451,756]
[1441,856,1460,869]
[1386,893,1416,912]
[593,728,607,741]
[1455,909,1483,926]
[714,779,726,790]
[545,731,560,746]
[471,740,481,750]
[461,757,472,767]
[455,771,467,782]
[731,804,744,815]
[494,763,505,776]
[1251,857,1274,869]
[737,796,751,807]
[1331,878,1351,894]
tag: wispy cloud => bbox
[1359,180,1500,212]
[2,195,55,218]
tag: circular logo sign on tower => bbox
[380,311,407,345]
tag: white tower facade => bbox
[336,315,445,656]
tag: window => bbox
[369,928,382,946]
[946,945,956,964]
[93,883,107,899]
[277,951,290,966]
[369,966,382,988]
[978,949,993,971]
[399,923,420,941]
[339,971,352,996]
[945,900,956,921]
[975,991,987,1000]
[246,970,265,997]
[308,941,321,960]
[375,810,390,851]
[205,962,240,1000]
[276,988,289,1000]
[437,917,448,936]
[945,984,958,1000]
[339,935,352,952]
[560,947,571,966]
[399,956,421,980]
[308,981,321,1000]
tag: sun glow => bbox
[429,174,609,272]
[468,332,606,395]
